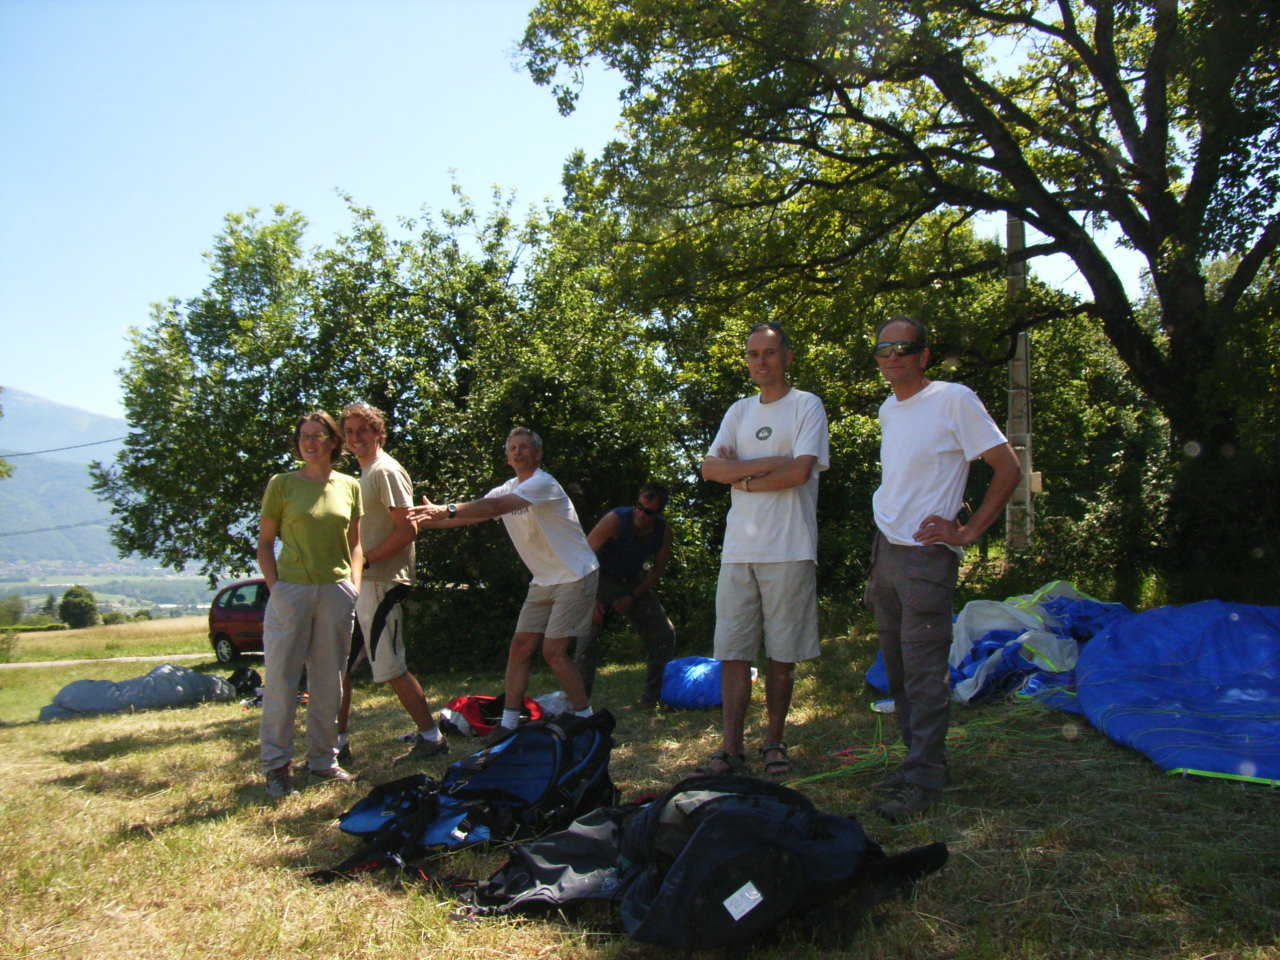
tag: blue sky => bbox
[1,0,1141,424]
[0,0,623,420]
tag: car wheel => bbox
[213,634,238,664]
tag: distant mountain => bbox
[0,388,125,465]
[0,388,136,573]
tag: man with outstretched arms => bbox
[338,403,447,765]
[409,427,598,741]
[575,482,676,707]
[699,322,830,779]
[866,314,1021,821]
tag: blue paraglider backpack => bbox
[314,710,617,880]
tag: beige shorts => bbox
[713,561,821,663]
[515,569,599,639]
[356,580,409,684]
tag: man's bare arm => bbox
[702,454,794,485]
[914,442,1022,547]
[586,510,621,552]
[409,493,529,530]
[728,455,818,493]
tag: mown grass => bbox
[0,615,211,663]
[0,622,1277,960]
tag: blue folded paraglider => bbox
[864,583,1280,785]
[1074,600,1280,784]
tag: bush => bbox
[8,623,68,633]
[59,586,99,629]
[101,611,129,626]
[0,593,23,627]
[132,609,154,621]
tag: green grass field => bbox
[0,622,1276,959]
[0,615,211,664]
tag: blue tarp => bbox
[864,583,1280,785]
[1074,600,1280,784]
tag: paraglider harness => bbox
[310,710,617,882]
[461,774,949,950]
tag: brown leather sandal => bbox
[694,749,748,776]
[760,741,789,778]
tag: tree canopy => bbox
[522,0,1280,599]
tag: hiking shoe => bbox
[870,769,907,794]
[872,768,950,794]
[393,734,449,765]
[309,765,357,784]
[264,765,292,800]
[874,783,938,823]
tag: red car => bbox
[209,578,269,663]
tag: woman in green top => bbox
[256,411,364,800]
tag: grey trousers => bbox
[865,532,959,790]
[260,579,356,774]
[574,571,675,701]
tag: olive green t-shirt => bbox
[359,450,416,585]
[261,471,363,584]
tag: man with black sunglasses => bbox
[574,482,676,706]
[866,314,1021,821]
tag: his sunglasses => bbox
[873,340,925,358]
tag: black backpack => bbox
[471,774,948,950]
[312,710,617,881]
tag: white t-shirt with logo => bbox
[707,387,830,563]
[873,380,1008,550]
[486,468,599,586]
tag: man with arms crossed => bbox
[410,427,598,742]
[700,322,829,777]
[575,482,676,707]
[338,403,447,765]
[867,315,1021,820]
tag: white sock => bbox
[574,705,594,718]
[419,727,443,743]
[501,708,521,729]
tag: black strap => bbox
[367,582,412,661]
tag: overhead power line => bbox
[0,518,112,538]
[1,437,126,458]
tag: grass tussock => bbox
[0,623,1278,959]
[2,615,210,663]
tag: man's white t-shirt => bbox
[873,380,1007,550]
[486,468,599,586]
[707,387,830,563]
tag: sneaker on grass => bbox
[309,765,357,784]
[874,783,938,823]
[393,734,449,765]
[336,742,353,766]
[264,765,292,800]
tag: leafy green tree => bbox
[101,611,128,626]
[59,586,99,629]
[42,593,57,616]
[522,0,1280,600]
[0,594,23,626]
[93,195,678,667]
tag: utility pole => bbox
[1005,215,1037,555]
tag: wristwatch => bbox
[447,503,458,519]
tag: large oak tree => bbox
[522,0,1280,600]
